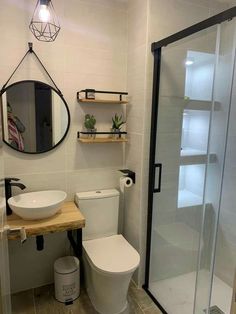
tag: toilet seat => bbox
[83,234,140,275]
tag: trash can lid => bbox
[54,256,79,274]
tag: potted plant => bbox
[84,114,97,138]
[111,114,126,138]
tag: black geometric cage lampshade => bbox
[29,0,61,42]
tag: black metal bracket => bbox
[67,229,82,258]
[77,89,128,101]
[36,235,44,251]
[1,42,62,96]
[28,42,33,53]
[119,169,136,184]
[78,131,127,138]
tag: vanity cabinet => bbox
[7,202,85,257]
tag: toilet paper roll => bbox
[120,176,133,193]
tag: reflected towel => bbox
[8,117,24,151]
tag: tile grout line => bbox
[32,288,37,314]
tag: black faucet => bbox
[5,178,26,215]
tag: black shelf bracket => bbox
[36,235,44,251]
[28,42,33,53]
[67,229,82,258]
[77,131,127,138]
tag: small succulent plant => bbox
[84,114,96,130]
[112,114,126,130]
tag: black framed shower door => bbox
[143,7,236,314]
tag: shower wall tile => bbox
[127,1,148,49]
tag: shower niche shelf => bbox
[178,189,203,208]
[184,99,220,111]
[180,150,217,165]
[178,163,205,208]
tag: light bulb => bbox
[185,59,194,66]
[39,4,50,22]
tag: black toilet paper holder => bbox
[119,169,136,184]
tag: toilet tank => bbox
[75,189,120,240]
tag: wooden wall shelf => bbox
[77,89,128,104]
[78,138,128,143]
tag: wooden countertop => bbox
[7,202,85,240]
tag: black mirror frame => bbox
[0,80,71,155]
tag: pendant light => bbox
[29,0,61,42]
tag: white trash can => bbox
[54,256,80,303]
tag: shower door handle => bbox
[153,163,162,193]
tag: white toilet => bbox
[75,189,140,314]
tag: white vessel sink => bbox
[8,190,67,220]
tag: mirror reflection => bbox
[1,81,70,154]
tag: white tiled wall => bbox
[0,0,127,292]
[124,0,148,284]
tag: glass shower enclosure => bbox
[144,7,236,314]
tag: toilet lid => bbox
[83,235,140,274]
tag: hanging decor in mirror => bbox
[29,0,61,42]
[0,43,70,154]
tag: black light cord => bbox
[31,49,62,96]
[1,42,62,95]
[1,50,29,92]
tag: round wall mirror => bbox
[0,80,70,154]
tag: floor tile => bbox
[127,294,144,314]
[33,284,97,314]
[129,282,153,310]
[12,289,35,314]
[12,281,162,314]
[34,285,66,314]
[143,305,162,314]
